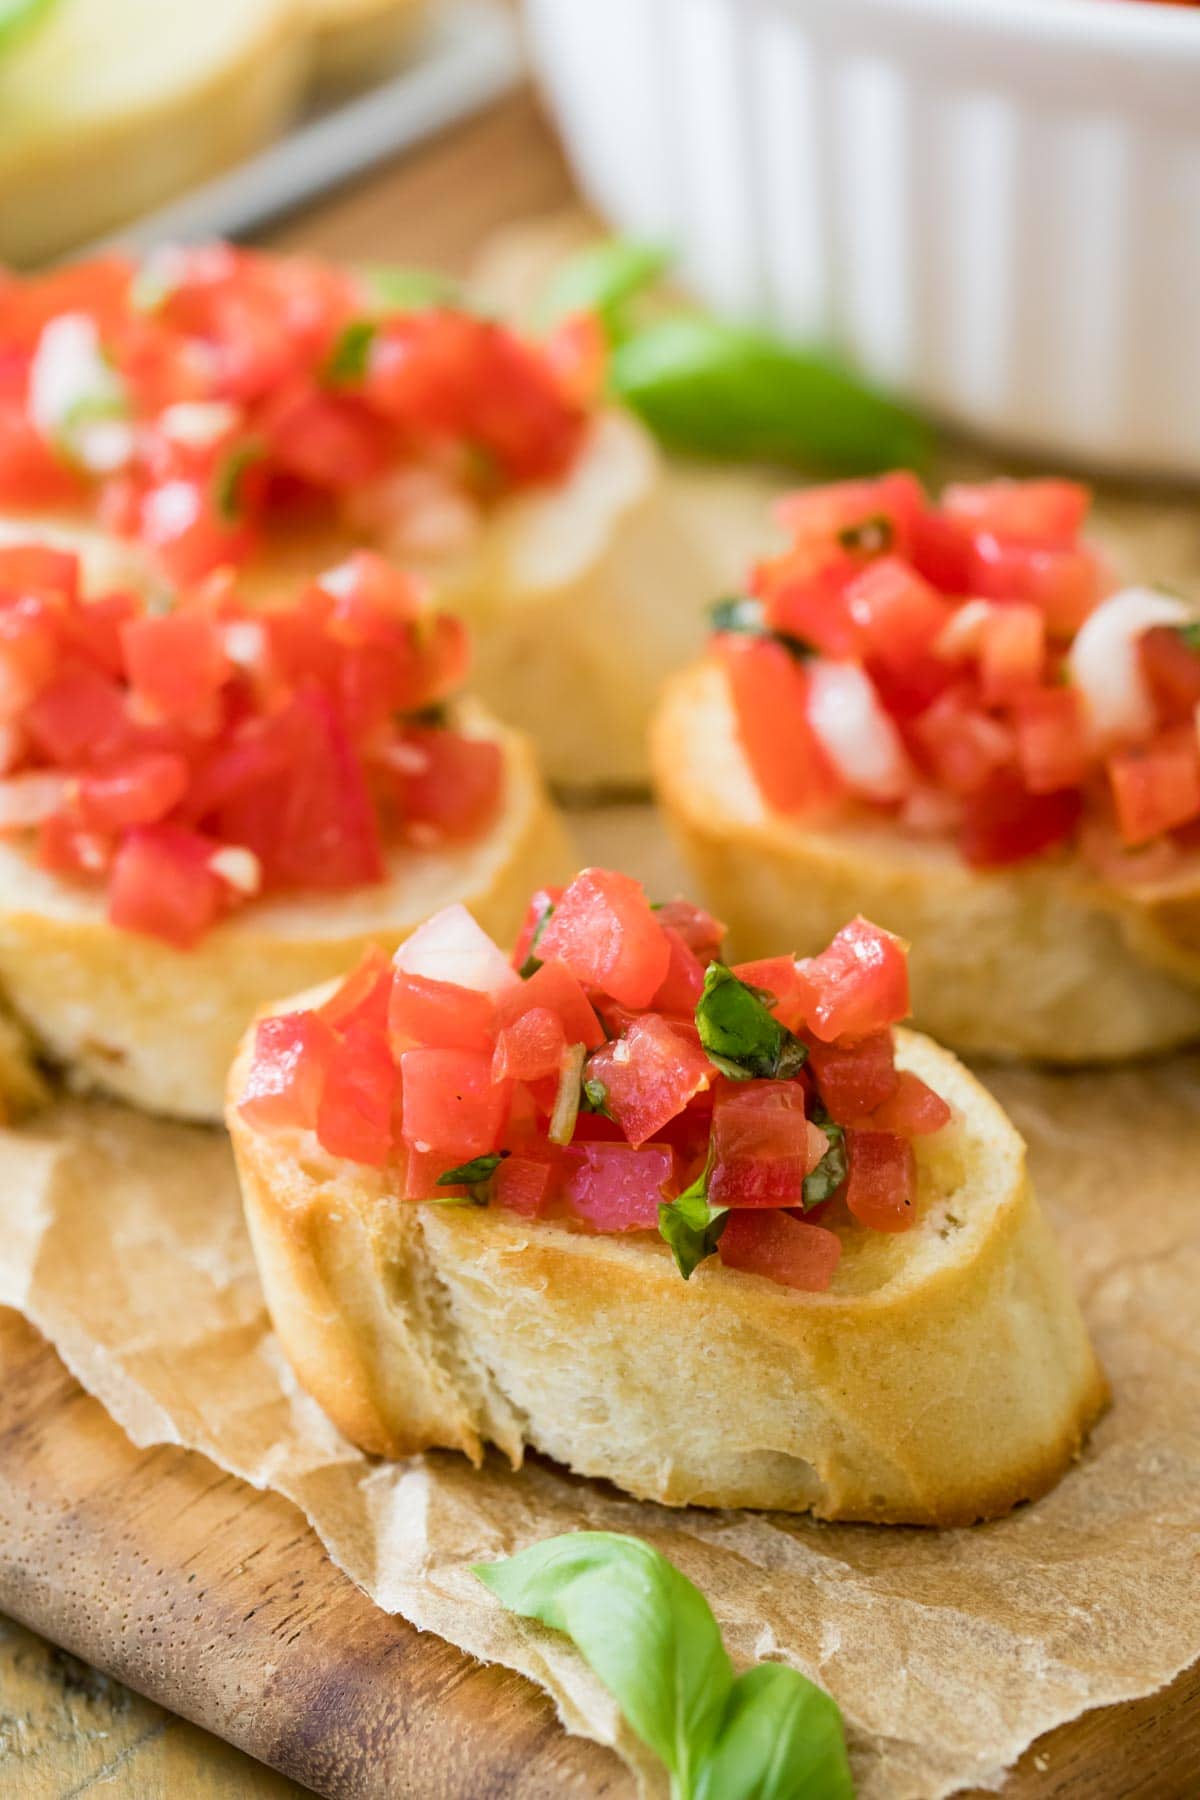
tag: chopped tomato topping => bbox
[239,878,956,1290]
[717,636,843,816]
[1107,729,1200,848]
[0,549,498,943]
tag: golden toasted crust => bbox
[227,1024,1107,1525]
[652,659,1200,1063]
[0,704,574,1122]
[304,0,428,89]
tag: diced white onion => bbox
[0,772,69,829]
[159,402,238,449]
[209,846,262,897]
[142,480,201,541]
[28,314,131,471]
[393,903,519,997]
[806,661,912,802]
[1066,587,1192,747]
[934,598,993,661]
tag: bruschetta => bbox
[227,866,1106,1525]
[0,247,715,790]
[0,544,572,1120]
[653,474,1200,1061]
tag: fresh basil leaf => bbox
[610,316,930,475]
[359,264,461,313]
[658,1173,728,1280]
[475,1532,732,1793]
[213,442,263,524]
[696,964,808,1083]
[693,1661,854,1800]
[581,1078,613,1118]
[1177,621,1200,655]
[802,1109,847,1209]
[709,595,814,661]
[536,238,669,342]
[437,1152,507,1189]
[325,318,377,385]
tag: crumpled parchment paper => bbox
[1,810,1198,1799]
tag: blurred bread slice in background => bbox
[0,0,307,266]
[306,0,428,91]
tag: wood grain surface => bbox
[1,82,1199,1800]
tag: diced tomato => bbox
[798,918,910,1043]
[37,813,111,878]
[316,1023,397,1167]
[584,1014,711,1148]
[861,1069,952,1135]
[910,508,974,594]
[543,311,607,410]
[757,551,860,656]
[1139,625,1200,724]
[121,608,231,728]
[709,1082,826,1208]
[319,945,394,1036]
[650,925,706,1015]
[537,867,671,1009]
[844,1130,917,1232]
[718,636,844,816]
[492,1005,566,1082]
[805,1029,899,1122]
[0,605,62,713]
[389,971,497,1053]
[493,1150,560,1218]
[107,823,226,949]
[25,668,131,764]
[844,557,952,666]
[401,1142,465,1199]
[74,752,189,831]
[652,897,726,962]
[941,478,1090,546]
[561,1141,675,1231]
[397,729,502,842]
[978,604,1045,704]
[966,535,1101,637]
[912,685,1015,797]
[718,1209,841,1291]
[498,956,604,1051]
[511,884,563,972]
[774,472,926,560]
[1013,687,1089,794]
[398,1047,507,1157]
[1107,728,1200,847]
[0,544,79,597]
[238,1010,337,1132]
[958,771,1082,868]
[731,955,809,1029]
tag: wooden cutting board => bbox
[2,87,1199,1800]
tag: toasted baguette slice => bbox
[0,704,573,1122]
[0,0,305,266]
[653,660,1200,1062]
[0,412,714,791]
[228,1021,1107,1525]
[304,0,427,89]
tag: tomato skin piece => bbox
[537,867,671,1010]
[718,1209,842,1291]
[397,729,503,843]
[1107,728,1200,847]
[805,1029,899,1123]
[238,1010,337,1132]
[316,1023,397,1168]
[844,1130,917,1232]
[561,1141,675,1231]
[1012,687,1089,794]
[398,1047,507,1158]
[107,823,225,949]
[941,478,1090,546]
[389,971,497,1053]
[492,1005,566,1082]
[958,771,1082,869]
[498,956,604,1051]
[857,1069,952,1135]
[74,752,189,831]
[319,945,393,1036]
[718,636,844,817]
[584,1014,711,1148]
[799,918,911,1043]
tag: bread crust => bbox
[652,660,1200,1063]
[227,1024,1108,1525]
[0,704,573,1122]
[305,0,428,89]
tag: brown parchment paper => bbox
[0,811,1198,1799]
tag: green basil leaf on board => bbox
[535,239,670,341]
[696,963,808,1082]
[610,315,931,475]
[802,1110,848,1209]
[475,1532,854,1800]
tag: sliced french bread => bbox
[653,660,1200,1062]
[228,1019,1106,1525]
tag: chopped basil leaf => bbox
[358,264,461,313]
[696,963,808,1083]
[581,1078,613,1118]
[535,238,669,343]
[325,318,377,385]
[475,1532,853,1800]
[435,1149,509,1205]
[401,701,449,729]
[708,595,814,661]
[518,896,556,979]
[1177,621,1200,655]
[802,1109,847,1208]
[658,1157,727,1281]
[214,441,263,524]
[837,512,893,555]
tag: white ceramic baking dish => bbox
[525,0,1200,479]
